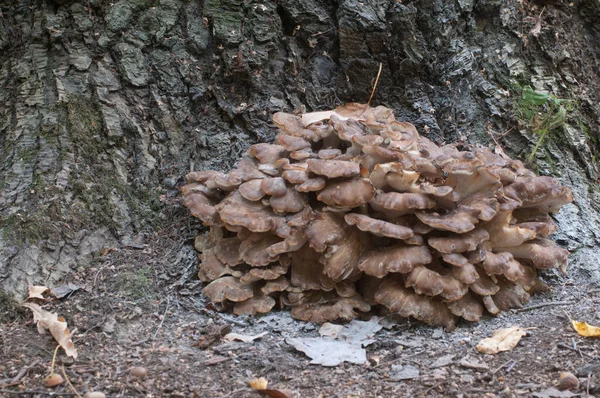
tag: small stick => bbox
[492,359,515,374]
[516,301,573,312]
[360,62,383,117]
[61,365,82,398]
[423,380,445,395]
[153,297,170,340]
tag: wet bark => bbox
[1,0,599,298]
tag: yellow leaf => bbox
[22,303,78,359]
[476,326,528,354]
[28,285,49,300]
[571,320,600,337]
[248,377,269,390]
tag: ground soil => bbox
[1,207,599,398]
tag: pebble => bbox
[130,366,148,378]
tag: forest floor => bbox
[1,210,599,398]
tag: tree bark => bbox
[1,0,599,298]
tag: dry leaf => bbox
[571,320,600,337]
[248,377,293,398]
[223,331,267,342]
[248,377,269,390]
[476,326,527,354]
[28,285,49,300]
[318,323,344,338]
[22,303,78,358]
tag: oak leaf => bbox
[22,303,78,358]
[571,320,600,337]
[476,326,527,354]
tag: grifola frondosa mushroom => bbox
[182,103,573,330]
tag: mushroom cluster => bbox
[182,104,573,329]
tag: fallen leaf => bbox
[22,303,77,358]
[223,331,268,343]
[532,387,578,398]
[318,323,343,338]
[248,377,293,398]
[571,320,600,337]
[195,323,232,349]
[390,364,420,381]
[50,283,81,299]
[286,317,382,367]
[28,285,49,300]
[430,354,455,368]
[248,377,269,390]
[476,326,527,354]
[286,337,366,367]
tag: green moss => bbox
[65,96,105,160]
[111,268,154,300]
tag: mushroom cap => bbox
[239,179,266,201]
[239,233,281,266]
[357,245,432,278]
[248,143,286,164]
[282,169,310,184]
[305,212,346,252]
[296,178,327,192]
[183,191,218,225]
[269,188,307,214]
[214,238,243,266]
[317,178,376,208]
[469,270,500,296]
[504,175,573,213]
[428,228,490,254]
[369,192,436,217]
[289,291,371,323]
[307,159,361,179]
[344,213,414,240]
[451,262,480,284]
[501,238,569,270]
[203,276,254,303]
[319,226,364,282]
[234,294,277,316]
[374,279,456,330]
[199,250,245,281]
[277,134,312,152]
[216,191,280,233]
[447,293,484,322]
[482,251,513,275]
[240,263,289,284]
[261,177,288,197]
[416,207,480,233]
[261,276,290,295]
[482,211,537,248]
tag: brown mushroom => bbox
[317,178,376,208]
[307,159,361,179]
[374,279,457,330]
[234,294,276,316]
[428,229,490,254]
[357,245,432,278]
[344,213,414,240]
[203,276,254,303]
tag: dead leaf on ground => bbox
[21,303,78,358]
[28,285,50,300]
[286,317,382,366]
[571,320,600,337]
[476,326,528,354]
[248,377,293,398]
[195,323,232,349]
[223,331,268,343]
[532,387,579,398]
[318,323,343,338]
[50,283,81,299]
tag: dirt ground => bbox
[1,209,599,398]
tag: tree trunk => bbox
[1,0,599,298]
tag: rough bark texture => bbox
[1,0,599,298]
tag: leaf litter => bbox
[286,317,383,366]
[476,326,530,354]
[21,302,78,358]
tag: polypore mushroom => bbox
[182,103,573,328]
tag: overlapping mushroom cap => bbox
[182,103,573,329]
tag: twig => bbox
[360,62,383,117]
[556,342,596,359]
[423,381,445,395]
[0,360,40,387]
[492,359,515,374]
[516,301,573,312]
[153,297,170,340]
[61,365,82,398]
[0,390,77,396]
